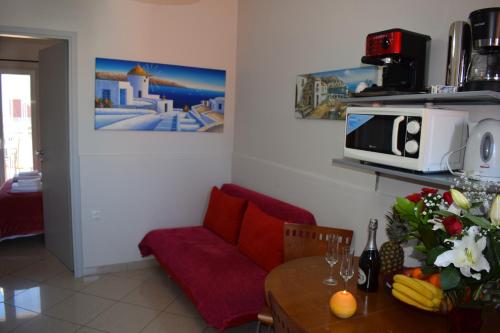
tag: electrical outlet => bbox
[91,210,102,221]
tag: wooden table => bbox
[265,256,449,333]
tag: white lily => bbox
[428,218,445,231]
[434,226,490,280]
[450,189,471,210]
[490,195,500,226]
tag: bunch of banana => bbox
[392,274,444,312]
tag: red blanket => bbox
[0,179,43,241]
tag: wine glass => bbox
[340,247,355,291]
[323,234,339,286]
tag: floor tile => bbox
[5,284,74,313]
[120,278,180,310]
[0,257,38,277]
[45,271,102,292]
[165,294,201,318]
[0,302,38,332]
[204,321,257,333]
[11,314,80,333]
[81,276,141,300]
[45,292,115,325]
[0,275,39,293]
[13,258,68,282]
[75,327,107,333]
[142,312,206,333]
[0,276,39,302]
[111,267,164,282]
[86,302,158,333]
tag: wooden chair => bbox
[256,223,353,333]
[268,291,307,333]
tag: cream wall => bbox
[0,0,238,269]
[234,0,500,259]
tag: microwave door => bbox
[346,114,405,155]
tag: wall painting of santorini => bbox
[295,66,380,121]
[95,58,226,132]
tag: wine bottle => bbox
[357,218,381,292]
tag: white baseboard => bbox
[83,257,158,276]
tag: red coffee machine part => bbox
[366,31,403,57]
[360,28,431,93]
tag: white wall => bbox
[234,0,500,261]
[0,0,238,269]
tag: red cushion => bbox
[221,183,316,225]
[203,186,247,244]
[238,202,284,272]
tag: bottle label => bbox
[357,268,367,285]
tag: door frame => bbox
[0,67,40,179]
[0,25,83,277]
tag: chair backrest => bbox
[284,223,353,262]
[269,292,306,333]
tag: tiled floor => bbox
[0,237,257,333]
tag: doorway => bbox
[0,72,38,184]
[0,27,82,277]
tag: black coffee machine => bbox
[357,28,431,96]
[463,7,500,92]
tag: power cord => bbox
[444,145,467,176]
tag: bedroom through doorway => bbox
[0,34,76,276]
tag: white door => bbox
[39,41,73,270]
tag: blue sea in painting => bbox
[149,85,224,108]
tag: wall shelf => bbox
[332,158,500,192]
[339,90,500,106]
[332,158,456,187]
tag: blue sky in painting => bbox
[96,57,226,92]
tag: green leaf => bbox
[463,213,492,229]
[426,246,447,266]
[434,210,455,217]
[418,225,439,250]
[440,266,461,290]
[493,235,500,268]
[414,243,427,254]
[421,265,438,275]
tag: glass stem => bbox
[330,264,334,279]
[344,279,347,291]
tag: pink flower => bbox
[442,216,462,236]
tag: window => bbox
[102,89,111,100]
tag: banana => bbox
[393,274,434,300]
[415,279,444,299]
[393,282,436,308]
[392,289,438,312]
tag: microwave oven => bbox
[344,107,469,172]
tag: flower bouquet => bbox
[389,184,499,311]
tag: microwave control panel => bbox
[400,116,421,158]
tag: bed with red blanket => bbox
[0,179,43,241]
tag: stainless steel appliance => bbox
[446,21,471,88]
[344,107,468,172]
[464,119,500,181]
[463,7,500,92]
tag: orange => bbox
[410,267,426,280]
[329,291,357,319]
[427,273,441,289]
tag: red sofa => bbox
[138,183,316,331]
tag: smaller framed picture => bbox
[295,66,381,121]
